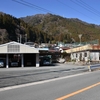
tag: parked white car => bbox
[0,61,4,67]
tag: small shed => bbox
[65,44,100,63]
[0,41,39,68]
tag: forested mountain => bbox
[0,12,49,44]
[0,12,100,44]
[21,13,100,44]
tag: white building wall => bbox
[36,53,39,67]
[71,51,100,62]
[0,45,7,53]
[73,53,76,60]
[90,52,99,61]
[81,52,84,61]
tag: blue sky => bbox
[0,0,100,25]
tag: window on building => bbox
[85,52,87,57]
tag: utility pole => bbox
[25,34,27,43]
[78,34,82,45]
[17,37,19,43]
[20,34,22,43]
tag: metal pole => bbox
[78,34,82,45]
[25,34,27,43]
[20,35,21,43]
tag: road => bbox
[0,63,88,88]
[0,68,100,100]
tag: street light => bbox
[78,34,82,45]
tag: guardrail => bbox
[88,64,100,71]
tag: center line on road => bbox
[56,82,100,100]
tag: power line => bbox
[71,0,100,18]
[20,0,54,13]
[79,0,100,15]
[12,0,37,9]
[56,0,99,23]
[13,0,100,24]
[12,0,54,14]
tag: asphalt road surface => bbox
[0,63,88,88]
[0,65,100,100]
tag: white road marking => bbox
[0,72,90,92]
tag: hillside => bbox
[21,13,100,44]
[0,12,100,44]
[0,12,50,44]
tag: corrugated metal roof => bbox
[65,44,100,53]
[0,41,39,54]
